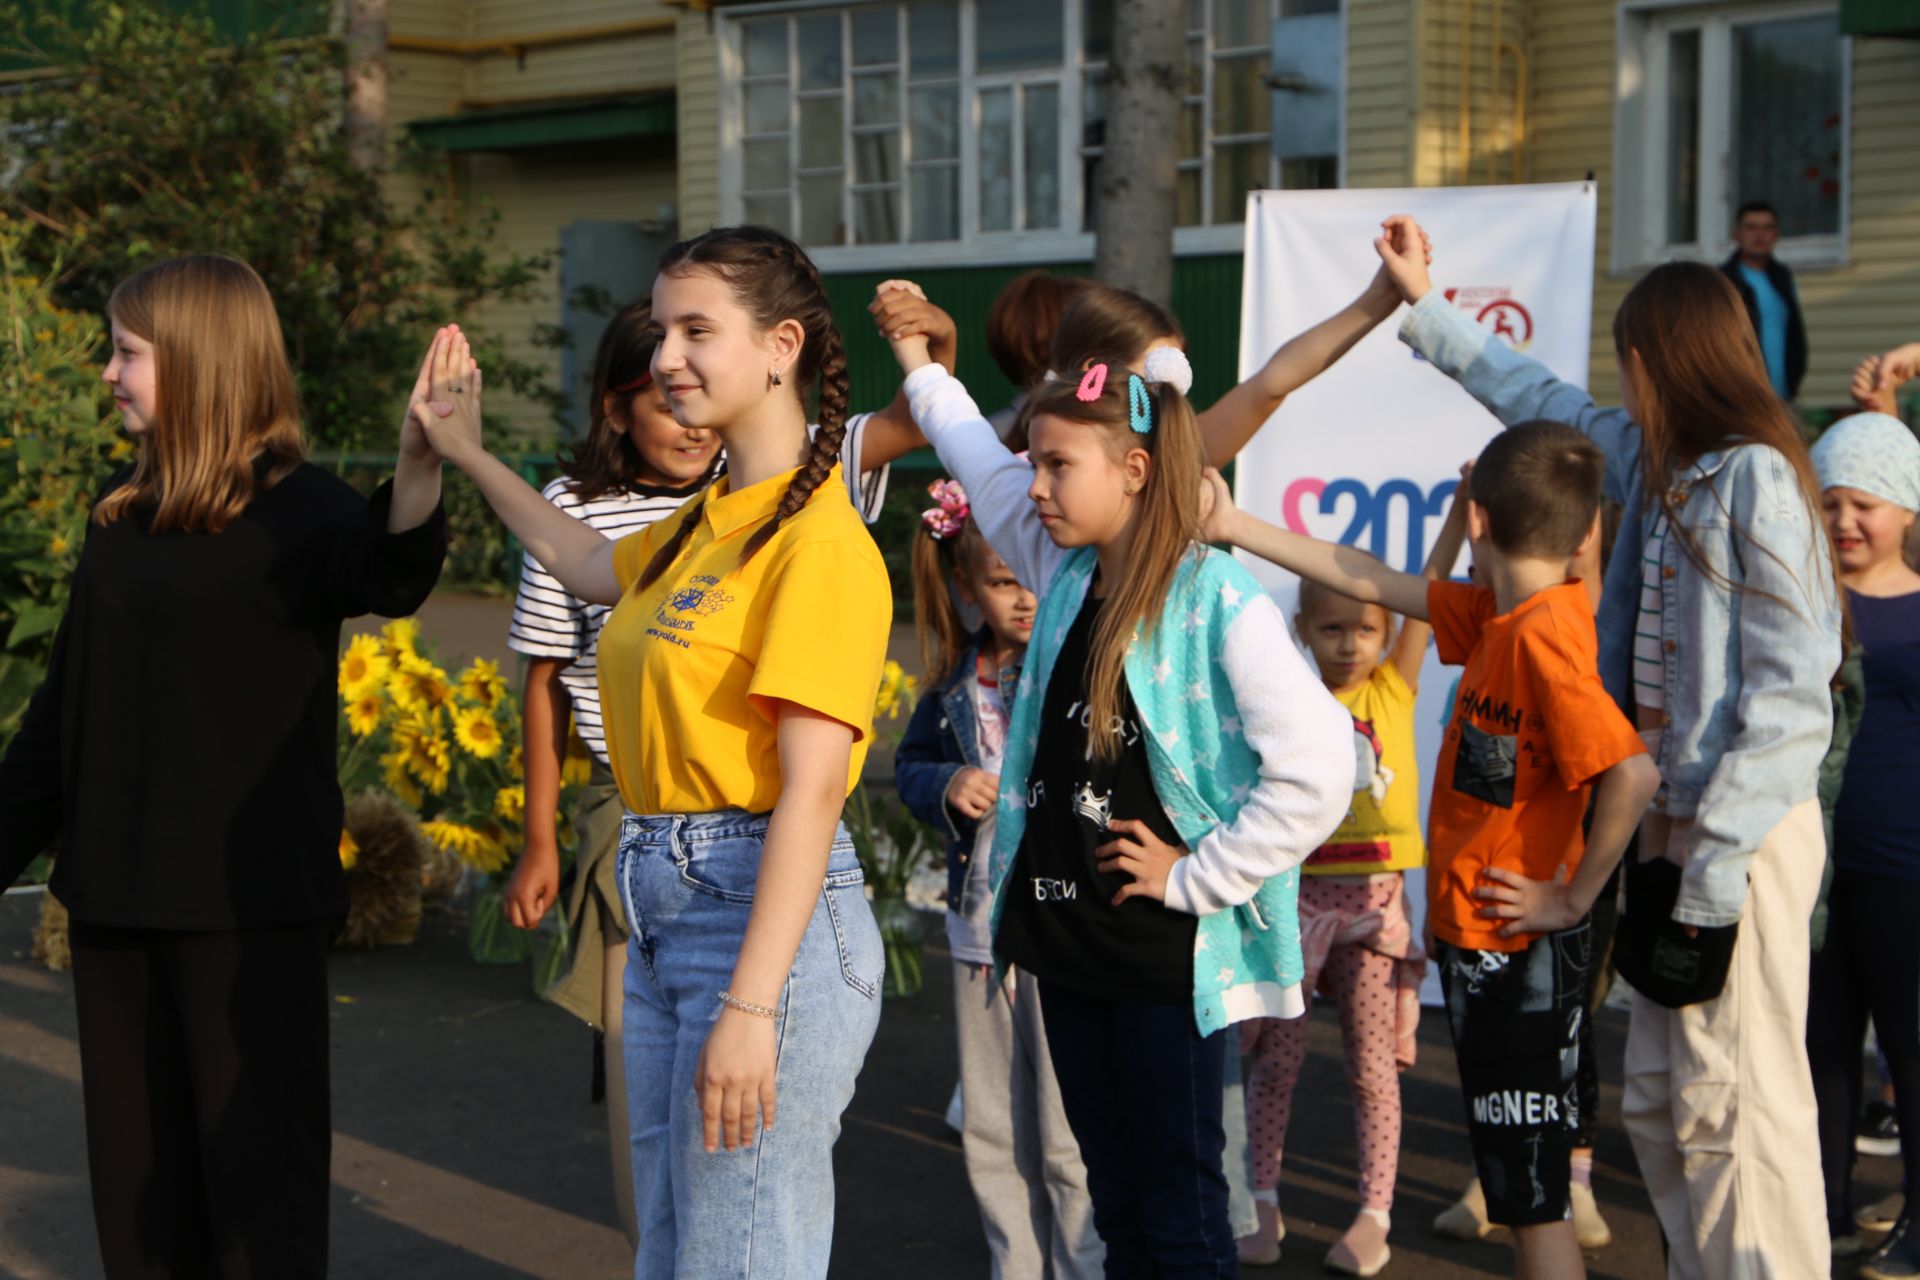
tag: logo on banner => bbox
[1443,287,1535,351]
[1281,476,1462,574]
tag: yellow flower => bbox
[387,654,453,714]
[108,438,135,460]
[345,691,384,737]
[453,706,504,759]
[338,634,390,700]
[507,743,524,781]
[389,713,451,793]
[874,659,918,721]
[380,617,421,659]
[339,828,360,871]
[457,658,509,708]
[421,819,511,875]
[380,750,423,808]
[493,785,525,823]
[47,534,70,558]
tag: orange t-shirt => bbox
[1425,579,1646,952]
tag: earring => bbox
[769,368,783,388]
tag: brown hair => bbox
[985,270,1092,387]
[559,297,693,502]
[1048,285,1184,378]
[1026,360,1204,760]
[1466,421,1605,559]
[636,226,850,588]
[94,255,304,532]
[1612,261,1838,608]
[910,511,993,683]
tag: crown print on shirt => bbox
[1070,782,1113,830]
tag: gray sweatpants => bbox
[954,963,1105,1280]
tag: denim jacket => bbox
[893,637,1019,914]
[1401,291,1841,928]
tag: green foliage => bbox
[0,0,565,451]
[0,217,123,739]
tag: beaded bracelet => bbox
[718,991,781,1020]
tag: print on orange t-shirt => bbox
[1424,579,1646,952]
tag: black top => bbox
[997,591,1196,1004]
[1835,589,1920,881]
[0,462,447,929]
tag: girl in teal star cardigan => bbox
[890,326,1352,1272]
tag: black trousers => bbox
[1807,867,1920,1234]
[69,919,335,1279]
[1039,980,1235,1278]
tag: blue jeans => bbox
[617,810,884,1279]
[1039,981,1237,1278]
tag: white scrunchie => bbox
[1141,345,1195,397]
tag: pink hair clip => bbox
[921,479,970,540]
[1076,363,1108,402]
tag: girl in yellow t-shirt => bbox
[1237,473,1469,1276]
[410,226,892,1279]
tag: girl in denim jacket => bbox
[895,481,1105,1280]
[1376,226,1842,1280]
[886,319,1354,1271]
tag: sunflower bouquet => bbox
[844,659,942,998]
[337,619,591,965]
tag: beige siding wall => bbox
[377,0,682,436]
[1415,0,1529,188]
[1345,0,1417,187]
[676,10,722,236]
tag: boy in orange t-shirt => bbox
[1203,422,1659,1279]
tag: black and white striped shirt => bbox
[507,416,887,763]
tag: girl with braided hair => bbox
[412,225,892,1278]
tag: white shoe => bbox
[1432,1177,1497,1241]
[1570,1181,1612,1250]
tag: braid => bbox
[637,497,707,590]
[741,248,850,561]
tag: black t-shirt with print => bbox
[997,591,1197,1004]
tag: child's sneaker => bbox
[1326,1208,1391,1276]
[1431,1177,1497,1241]
[1860,1100,1902,1158]
[1570,1182,1612,1250]
[1236,1197,1284,1267]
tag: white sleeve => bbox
[1163,593,1355,916]
[903,364,1063,592]
[838,412,889,524]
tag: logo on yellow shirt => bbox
[656,574,735,634]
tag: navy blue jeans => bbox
[1039,981,1236,1278]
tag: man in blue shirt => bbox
[1720,201,1809,401]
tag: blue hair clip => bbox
[1127,374,1153,435]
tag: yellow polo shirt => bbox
[597,462,892,815]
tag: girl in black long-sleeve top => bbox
[0,255,451,1278]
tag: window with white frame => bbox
[1618,2,1846,266]
[724,0,1343,258]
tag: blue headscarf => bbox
[1812,413,1920,512]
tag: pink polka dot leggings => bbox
[1240,875,1404,1211]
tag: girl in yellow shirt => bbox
[412,227,892,1278]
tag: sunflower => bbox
[380,749,423,808]
[387,655,454,714]
[339,828,360,871]
[338,635,390,700]
[453,706,504,759]
[345,691,384,738]
[507,743,524,781]
[457,658,509,709]
[874,659,919,721]
[380,617,421,659]
[493,785,525,824]
[389,714,451,793]
[421,819,511,875]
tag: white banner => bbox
[1233,183,1597,1000]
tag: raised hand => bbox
[1374,214,1435,305]
[871,280,959,375]
[409,328,485,469]
[1198,466,1241,546]
[398,325,454,464]
[873,279,934,374]
[1853,355,1899,415]
[1872,342,1920,398]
